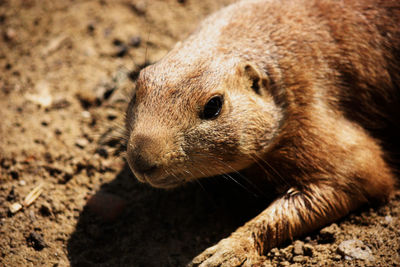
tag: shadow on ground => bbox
[67,164,272,266]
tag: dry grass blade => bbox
[23,183,44,207]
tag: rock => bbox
[292,255,305,263]
[332,254,342,261]
[114,44,128,57]
[319,223,339,243]
[76,90,98,108]
[26,80,53,107]
[303,244,314,257]
[4,27,17,42]
[95,147,108,158]
[75,138,89,149]
[383,215,393,226]
[26,231,47,251]
[39,204,52,217]
[129,0,147,15]
[9,170,19,179]
[9,202,23,214]
[129,36,141,47]
[293,240,304,255]
[337,239,374,262]
[6,187,16,201]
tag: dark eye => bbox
[202,95,223,120]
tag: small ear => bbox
[242,62,269,95]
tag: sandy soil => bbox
[0,0,399,266]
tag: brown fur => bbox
[125,0,400,265]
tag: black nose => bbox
[132,154,157,175]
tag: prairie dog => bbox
[125,0,399,265]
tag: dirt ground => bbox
[0,0,399,266]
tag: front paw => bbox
[188,236,259,267]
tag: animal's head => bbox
[125,57,284,188]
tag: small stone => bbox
[19,180,26,186]
[319,223,339,243]
[26,80,53,107]
[76,90,97,108]
[270,247,279,257]
[292,256,305,263]
[114,44,128,57]
[293,240,304,255]
[27,231,47,251]
[279,261,290,266]
[94,82,115,101]
[6,187,16,201]
[129,36,141,47]
[9,170,19,179]
[54,129,62,135]
[39,204,52,217]
[75,138,89,149]
[129,0,147,15]
[81,111,91,119]
[9,203,23,214]
[4,27,16,41]
[29,210,36,221]
[337,239,374,262]
[383,215,393,225]
[87,23,95,34]
[95,147,108,158]
[333,254,342,261]
[106,110,118,121]
[303,244,314,257]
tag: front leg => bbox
[190,179,391,267]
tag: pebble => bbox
[9,202,22,214]
[39,204,52,217]
[333,254,342,261]
[319,223,339,243]
[293,240,304,255]
[94,82,115,102]
[81,111,91,119]
[76,90,97,108]
[337,239,374,262]
[26,80,53,107]
[4,27,16,41]
[6,187,16,201]
[292,255,305,263]
[383,215,393,226]
[114,44,128,57]
[26,231,47,251]
[129,36,141,47]
[75,138,89,149]
[129,0,147,15]
[95,147,108,158]
[303,244,314,257]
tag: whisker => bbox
[249,153,291,188]
[190,152,265,197]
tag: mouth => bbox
[131,167,187,189]
[144,174,186,189]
